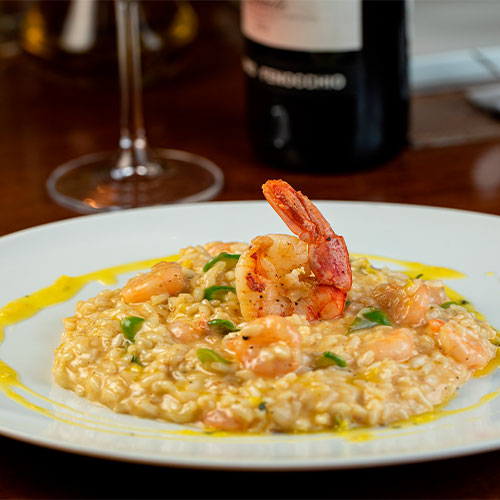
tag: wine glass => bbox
[46,0,223,213]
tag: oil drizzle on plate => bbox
[0,253,498,442]
[0,256,177,343]
[0,254,212,439]
[351,253,467,280]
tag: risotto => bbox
[53,181,498,433]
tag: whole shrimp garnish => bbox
[235,179,352,321]
[121,261,187,303]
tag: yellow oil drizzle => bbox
[0,252,498,443]
[0,254,216,439]
[355,253,486,321]
[333,389,500,444]
[392,387,500,429]
[0,255,177,343]
[359,253,500,378]
[351,253,466,280]
[0,358,207,438]
[444,286,486,320]
[330,387,500,443]
[474,349,500,377]
[0,360,57,419]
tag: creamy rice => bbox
[53,243,498,433]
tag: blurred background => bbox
[2,3,500,496]
[411,0,500,146]
[1,0,500,227]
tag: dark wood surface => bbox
[2,4,500,499]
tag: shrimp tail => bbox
[262,180,318,242]
[262,179,352,292]
[311,236,352,292]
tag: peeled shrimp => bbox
[235,180,352,321]
[121,261,187,304]
[372,280,430,327]
[202,408,245,431]
[168,319,207,344]
[426,280,448,305]
[437,321,495,370]
[359,328,415,363]
[225,315,301,377]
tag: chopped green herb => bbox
[363,308,392,324]
[415,273,424,279]
[203,252,240,272]
[348,307,391,334]
[258,401,268,412]
[197,348,232,364]
[120,316,145,342]
[332,415,349,430]
[208,318,238,335]
[441,300,469,309]
[314,351,347,369]
[131,355,143,366]
[204,285,236,301]
[440,302,455,309]
[345,299,352,308]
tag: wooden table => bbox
[1,4,500,498]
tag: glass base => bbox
[46,149,224,214]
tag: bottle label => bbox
[242,56,349,91]
[242,0,362,52]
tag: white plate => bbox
[1,201,500,470]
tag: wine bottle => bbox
[241,0,409,172]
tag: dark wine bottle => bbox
[241,0,409,172]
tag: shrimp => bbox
[426,280,448,305]
[225,315,301,377]
[202,408,245,431]
[359,328,415,363]
[121,261,187,304]
[437,320,495,370]
[168,318,207,344]
[235,180,352,321]
[372,280,430,327]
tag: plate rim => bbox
[2,199,499,243]
[1,200,500,469]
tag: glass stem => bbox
[112,0,159,180]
